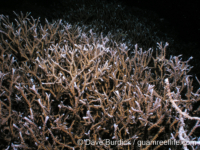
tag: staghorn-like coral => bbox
[0,12,200,150]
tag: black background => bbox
[1,0,200,82]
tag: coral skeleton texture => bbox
[0,11,200,150]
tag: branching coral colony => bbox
[0,12,200,150]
